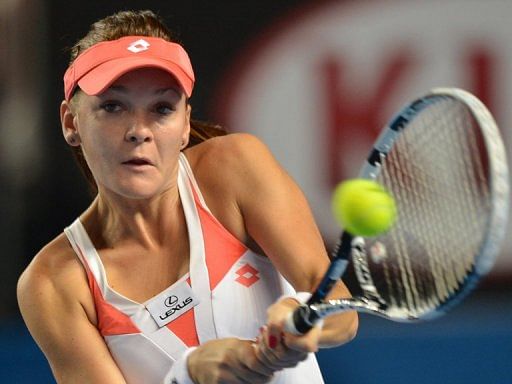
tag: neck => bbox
[83,184,184,250]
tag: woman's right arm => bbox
[17,239,127,384]
[18,239,276,384]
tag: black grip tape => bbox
[293,304,321,334]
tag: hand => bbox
[264,297,323,352]
[187,338,274,384]
[264,285,359,350]
[254,325,308,371]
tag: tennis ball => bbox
[332,179,397,237]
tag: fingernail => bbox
[269,335,277,349]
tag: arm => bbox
[185,133,358,378]
[231,134,358,349]
[17,239,127,384]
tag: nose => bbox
[125,122,152,144]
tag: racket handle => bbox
[284,233,357,335]
[285,304,322,335]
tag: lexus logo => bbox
[160,295,194,321]
[164,295,179,307]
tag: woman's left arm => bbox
[228,133,358,351]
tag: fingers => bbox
[255,326,308,371]
[188,338,274,384]
[279,324,322,353]
[243,341,276,376]
[265,297,322,354]
[230,340,275,384]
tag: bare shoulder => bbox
[17,233,93,325]
[18,233,85,296]
[186,133,279,187]
[18,234,127,382]
[183,133,281,246]
[188,132,271,162]
[185,132,286,204]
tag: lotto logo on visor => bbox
[127,39,150,53]
[63,35,195,101]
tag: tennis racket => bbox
[287,87,510,334]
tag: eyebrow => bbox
[155,87,181,96]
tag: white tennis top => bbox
[64,153,325,384]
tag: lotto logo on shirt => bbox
[235,263,260,287]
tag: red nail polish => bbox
[269,335,277,349]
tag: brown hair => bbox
[67,10,226,194]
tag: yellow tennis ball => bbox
[332,179,397,237]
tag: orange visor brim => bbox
[63,36,195,101]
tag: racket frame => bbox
[288,87,510,333]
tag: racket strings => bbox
[381,108,452,312]
[385,137,426,311]
[426,103,467,299]
[367,98,491,317]
[449,106,490,275]
[431,104,477,293]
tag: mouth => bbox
[122,157,154,167]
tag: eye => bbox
[155,103,175,115]
[100,101,123,113]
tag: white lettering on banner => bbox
[217,0,512,276]
[145,279,199,328]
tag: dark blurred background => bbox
[1,0,511,383]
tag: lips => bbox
[122,157,154,166]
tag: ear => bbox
[181,103,192,149]
[60,100,81,146]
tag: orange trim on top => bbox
[166,276,200,347]
[77,248,140,336]
[166,308,200,347]
[88,269,140,336]
[188,183,247,291]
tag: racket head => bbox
[350,87,509,321]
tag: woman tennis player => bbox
[17,10,357,384]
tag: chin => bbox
[122,187,163,200]
[106,180,166,200]
[120,190,159,200]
